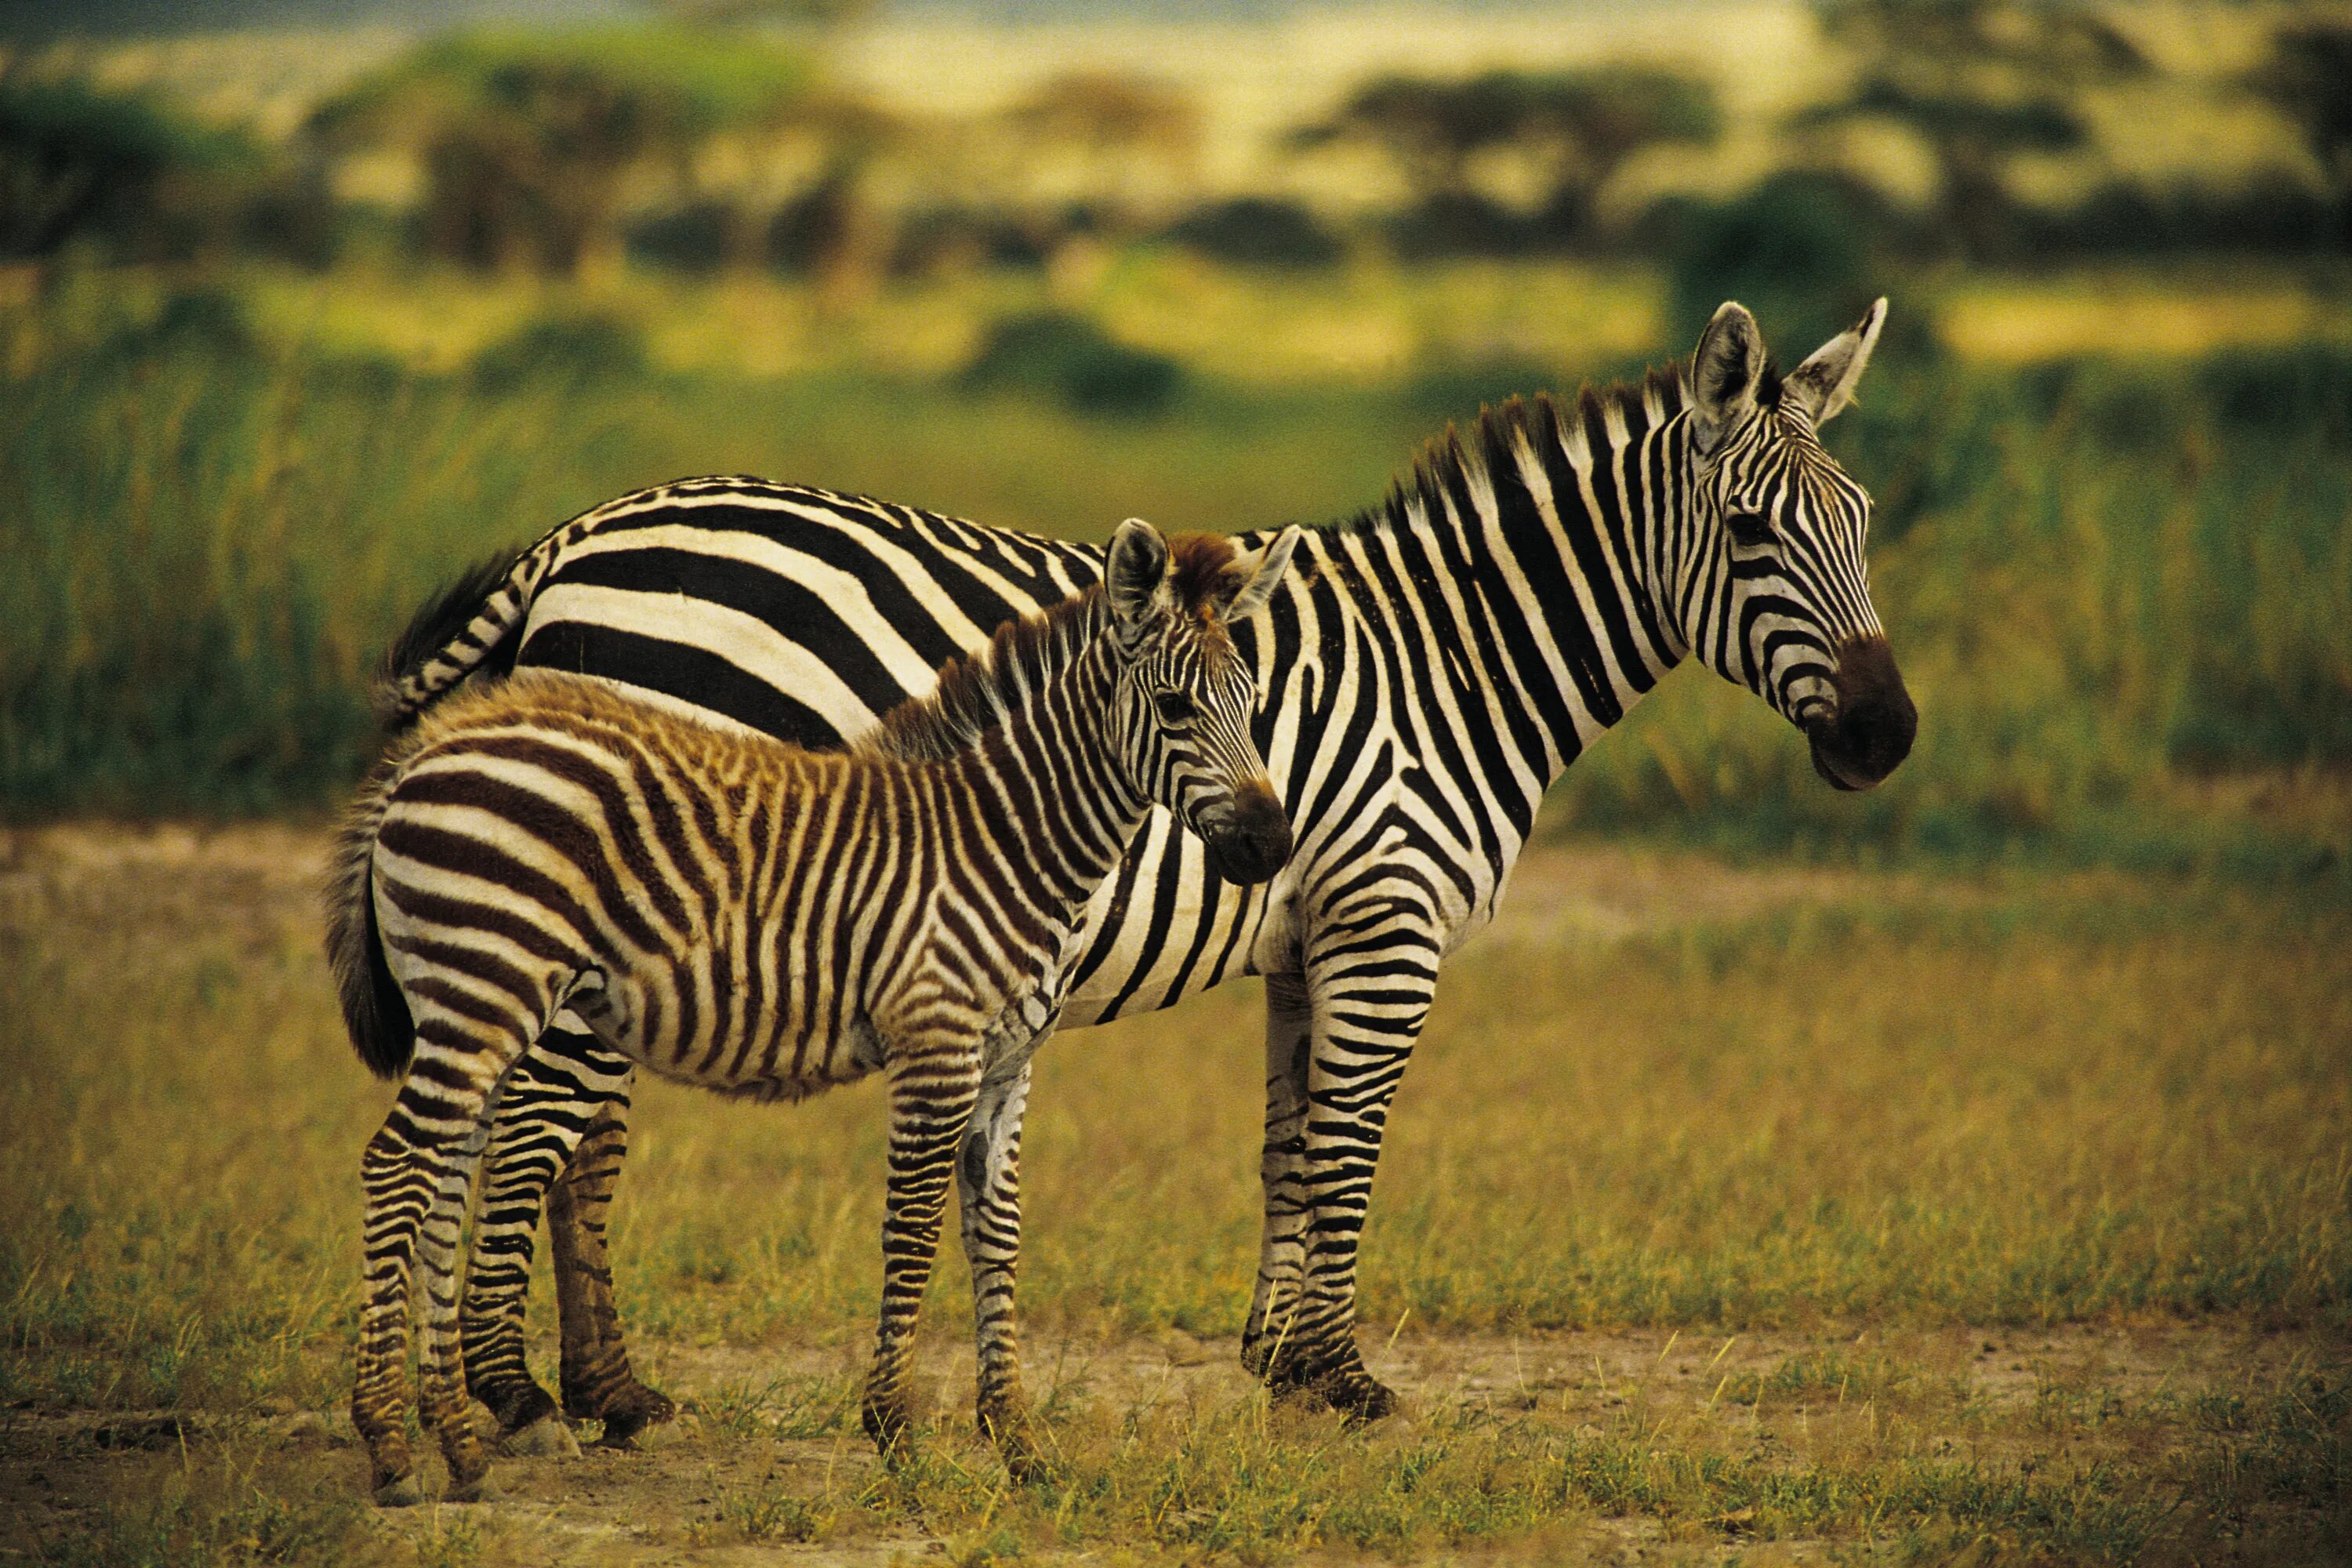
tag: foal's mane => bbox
[865,532,1245,764]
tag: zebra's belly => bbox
[579,975,887,1100]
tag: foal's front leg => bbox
[862,1037,983,1459]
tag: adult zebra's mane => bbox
[1338,361,1697,541]
[866,532,1244,764]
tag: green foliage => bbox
[1664,171,1887,353]
[310,27,813,274]
[1163,198,1344,270]
[1805,0,2151,260]
[961,310,1184,416]
[2251,20,2352,187]
[0,76,267,261]
[1294,68,1720,249]
[314,25,812,147]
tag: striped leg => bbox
[354,1034,519,1504]
[862,1040,984,1460]
[1265,916,1441,1420]
[1241,972,1314,1381]
[459,1024,633,1442]
[416,1109,500,1499]
[547,1084,674,1443]
[959,1060,1039,1475]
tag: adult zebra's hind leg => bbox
[862,1036,984,1461]
[548,1081,675,1444]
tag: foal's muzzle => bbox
[1805,636,1916,792]
[1202,779,1293,884]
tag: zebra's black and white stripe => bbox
[383,299,1916,1441]
[328,521,1300,1501]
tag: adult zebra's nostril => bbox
[1810,636,1917,791]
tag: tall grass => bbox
[3,279,2347,877]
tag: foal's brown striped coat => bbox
[326,520,1298,1503]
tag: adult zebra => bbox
[382,299,1915,1449]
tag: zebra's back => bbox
[368,670,938,1098]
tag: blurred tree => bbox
[1290,68,1720,247]
[1000,71,1200,230]
[1798,0,2148,261]
[310,28,811,277]
[0,75,263,262]
[647,0,877,27]
[2250,20,2352,241]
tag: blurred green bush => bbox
[961,310,1184,417]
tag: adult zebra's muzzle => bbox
[1806,635,1917,792]
[1202,778,1294,885]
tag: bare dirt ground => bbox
[6,1316,2336,1566]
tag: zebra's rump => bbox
[513,479,1107,753]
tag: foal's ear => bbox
[1689,300,1767,454]
[1107,517,1173,630]
[1785,297,1887,426]
[1222,526,1302,622]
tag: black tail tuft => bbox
[378,550,527,732]
[324,766,414,1079]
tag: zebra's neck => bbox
[1313,373,1695,815]
[939,636,1147,916]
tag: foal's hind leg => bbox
[460,1020,644,1447]
[354,1029,522,1504]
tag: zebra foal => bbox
[325,519,1300,1504]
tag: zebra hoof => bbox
[500,1416,581,1459]
[445,1473,502,1504]
[372,1475,424,1508]
[592,1386,679,1449]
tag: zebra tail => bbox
[375,546,544,731]
[324,760,414,1080]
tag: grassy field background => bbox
[4,256,2350,886]
[1,824,2345,1563]
[8,9,2352,1557]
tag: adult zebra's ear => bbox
[1107,517,1174,630]
[1689,300,1766,455]
[1785,297,1888,426]
[1222,526,1302,622]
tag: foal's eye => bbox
[1726,510,1775,549]
[1152,690,1196,724]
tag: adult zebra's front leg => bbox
[862,1036,985,1459]
[1246,901,1440,1421]
[1240,972,1313,1382]
[958,1058,1042,1475]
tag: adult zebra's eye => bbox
[1152,690,1196,724]
[1726,510,1775,549]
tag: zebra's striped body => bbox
[329,522,1299,1501]
[385,301,1917,1441]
